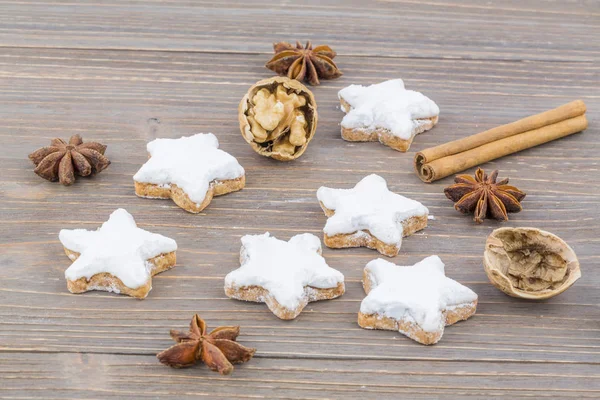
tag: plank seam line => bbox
[0,44,593,64]
[0,349,599,365]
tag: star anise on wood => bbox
[28,135,110,186]
[157,314,256,375]
[265,41,343,86]
[444,168,526,223]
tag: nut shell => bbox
[239,77,317,161]
[483,227,580,300]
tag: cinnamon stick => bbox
[414,100,588,183]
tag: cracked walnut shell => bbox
[484,227,580,300]
[239,77,317,161]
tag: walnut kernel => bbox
[483,227,581,300]
[252,88,285,131]
[289,111,307,146]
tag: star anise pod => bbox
[28,134,110,186]
[157,314,256,375]
[444,168,526,223]
[265,40,343,86]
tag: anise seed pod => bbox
[28,134,110,185]
[157,314,256,375]
[444,167,526,223]
[265,40,343,86]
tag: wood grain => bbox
[0,1,599,398]
[0,0,597,62]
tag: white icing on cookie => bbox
[133,133,245,204]
[59,208,177,289]
[224,232,344,310]
[361,256,478,332]
[317,174,428,245]
[338,79,439,139]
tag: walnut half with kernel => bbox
[239,77,317,161]
[483,227,581,300]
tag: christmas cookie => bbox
[59,208,177,299]
[316,174,428,257]
[338,79,439,152]
[224,232,345,320]
[359,256,478,345]
[133,133,245,213]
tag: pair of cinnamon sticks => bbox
[414,100,588,183]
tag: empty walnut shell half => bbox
[483,227,581,300]
[239,76,317,161]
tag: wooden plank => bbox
[1,353,600,399]
[0,0,597,61]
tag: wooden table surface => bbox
[1,1,598,399]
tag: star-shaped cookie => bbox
[316,174,428,257]
[359,256,478,345]
[338,79,439,151]
[59,208,178,298]
[224,232,345,320]
[133,133,245,213]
